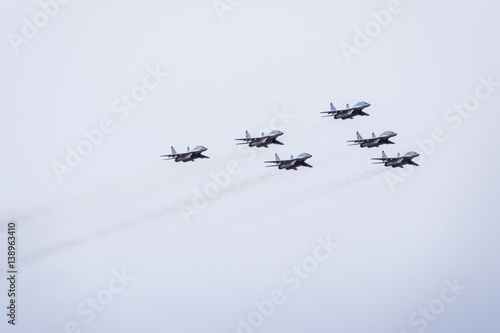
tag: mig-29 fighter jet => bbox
[347,131,397,148]
[264,153,313,170]
[321,101,371,120]
[235,130,284,148]
[371,151,419,168]
[161,146,209,162]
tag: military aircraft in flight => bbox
[320,101,371,119]
[235,130,284,148]
[264,153,313,170]
[161,146,209,162]
[347,131,397,148]
[371,151,419,168]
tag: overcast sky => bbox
[1,0,500,332]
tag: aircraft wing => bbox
[347,138,380,145]
[160,153,179,159]
[265,159,286,164]
[371,157,403,162]
[320,108,353,115]
[268,157,299,163]
[161,152,192,159]
[347,138,368,144]
[321,107,353,113]
[195,153,210,159]
[264,157,295,164]
[235,135,271,141]
[408,160,419,166]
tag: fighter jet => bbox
[371,151,419,168]
[235,130,284,148]
[264,153,313,170]
[320,101,371,119]
[161,146,209,162]
[347,131,397,148]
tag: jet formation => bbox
[161,100,420,170]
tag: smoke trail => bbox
[21,204,179,265]
[21,168,281,264]
[19,117,368,264]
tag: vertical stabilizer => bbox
[275,153,280,162]
[171,146,177,154]
[356,132,363,140]
[245,131,251,139]
[330,103,336,111]
[382,151,387,159]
